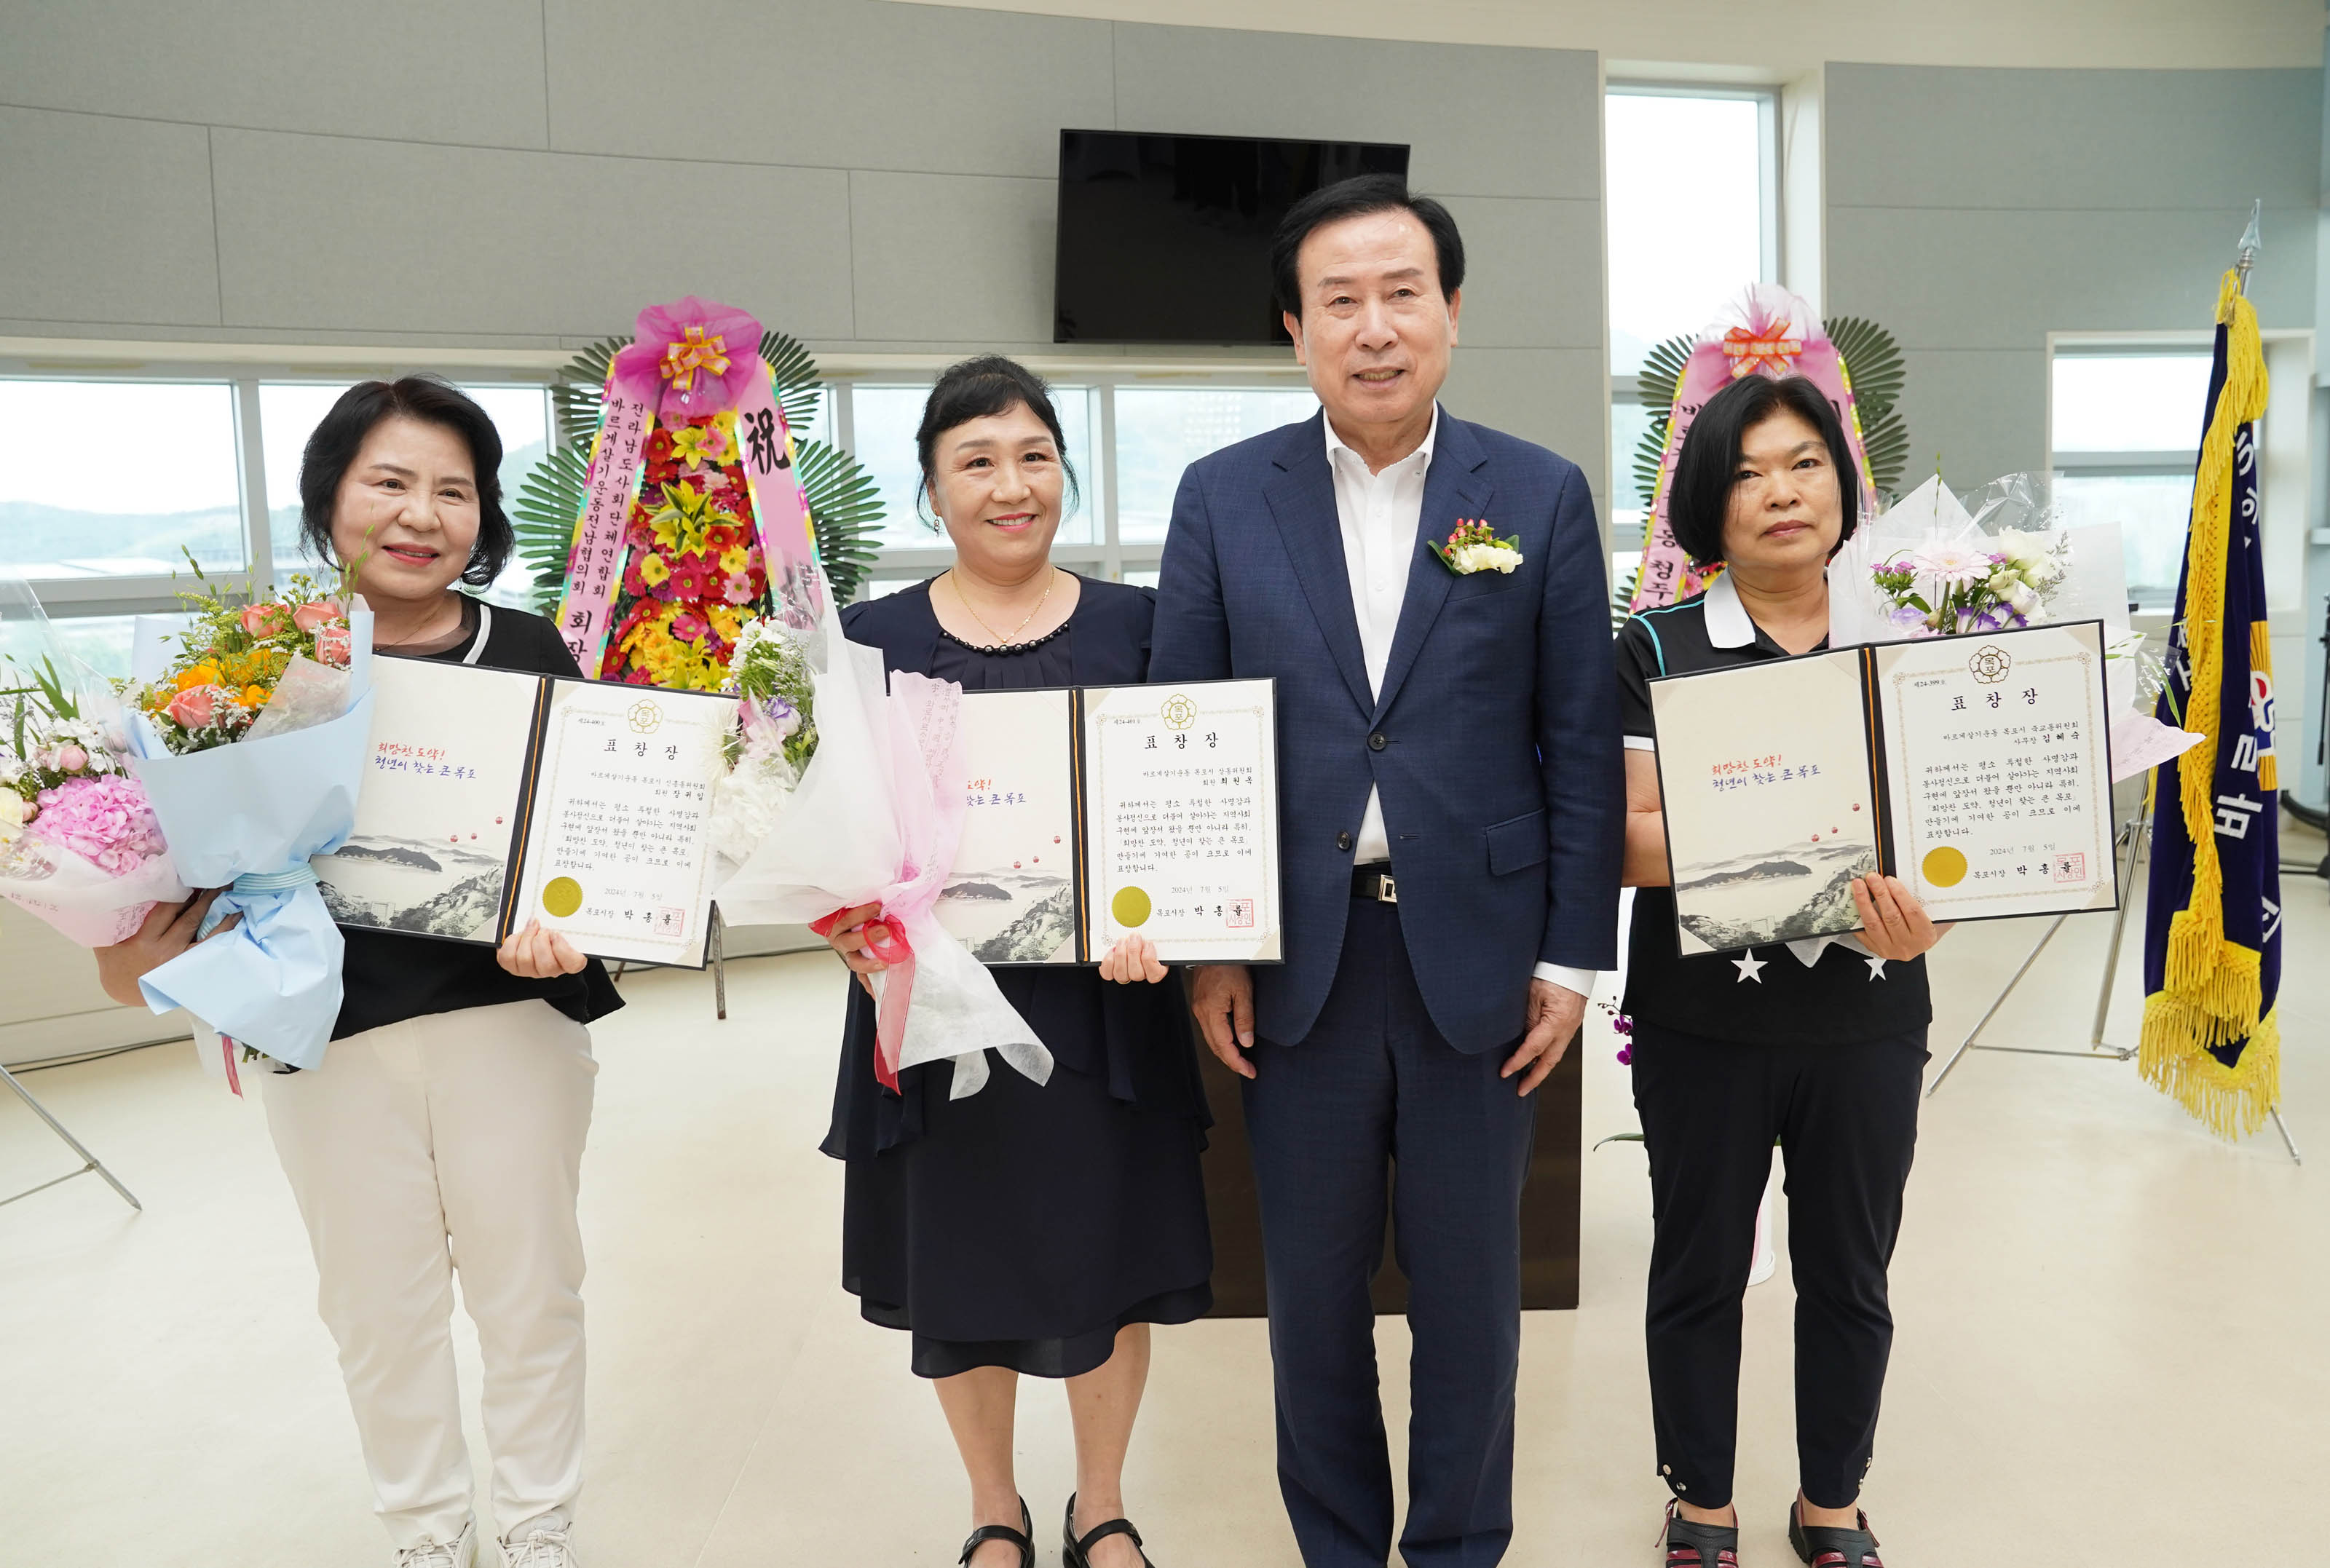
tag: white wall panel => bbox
[0,108,221,328]
[545,0,1114,176]
[0,0,550,149]
[1110,23,1600,201]
[210,131,854,340]
[846,170,1058,345]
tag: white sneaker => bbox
[396,1521,478,1568]
[501,1524,580,1568]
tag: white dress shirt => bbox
[1324,408,1595,1000]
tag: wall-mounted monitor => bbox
[1053,129,1411,346]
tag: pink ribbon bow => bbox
[611,296,764,413]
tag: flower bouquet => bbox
[1830,473,2195,783]
[707,604,1048,1100]
[1864,528,2074,638]
[0,580,190,944]
[117,563,374,1079]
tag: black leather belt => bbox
[1351,864,1398,903]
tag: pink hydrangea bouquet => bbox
[0,658,189,947]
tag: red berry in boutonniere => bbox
[1431,518,1525,577]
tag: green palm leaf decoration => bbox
[1825,314,1909,495]
[513,328,885,615]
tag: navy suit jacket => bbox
[1149,409,1624,1054]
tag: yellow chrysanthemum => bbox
[175,663,224,692]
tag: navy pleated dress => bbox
[819,575,1215,1379]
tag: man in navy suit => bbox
[1150,176,1624,1567]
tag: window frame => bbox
[1601,81,1783,574]
[0,346,565,624]
[0,344,1316,635]
[2045,333,2216,612]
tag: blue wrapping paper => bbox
[125,623,373,1069]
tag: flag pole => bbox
[1929,201,2302,1166]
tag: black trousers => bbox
[1630,1018,1926,1510]
[1244,898,1538,1567]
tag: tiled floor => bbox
[5,832,2325,1565]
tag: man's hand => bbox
[1187,962,1256,1080]
[93,890,237,1007]
[1501,978,1584,1096]
[497,919,588,979]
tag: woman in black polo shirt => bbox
[1617,374,1946,1568]
[97,379,615,1568]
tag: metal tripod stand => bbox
[1924,796,2302,1165]
[0,1058,141,1211]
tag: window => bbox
[1113,388,1318,542]
[840,376,1313,593]
[2049,349,2212,608]
[850,384,1099,553]
[0,380,245,581]
[261,381,556,607]
[1,357,1319,668]
[1603,86,1779,584]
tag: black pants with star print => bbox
[1630,1020,1927,1512]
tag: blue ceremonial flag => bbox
[2139,270,2280,1136]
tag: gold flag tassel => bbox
[2138,269,2276,1136]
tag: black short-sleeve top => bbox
[1616,573,1931,1045]
[332,596,626,1041]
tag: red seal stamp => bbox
[1226,898,1255,929]
[2050,853,2085,884]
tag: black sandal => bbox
[1064,1492,1156,1567]
[1659,1498,1741,1566]
[1788,1499,1884,1567]
[958,1496,1034,1567]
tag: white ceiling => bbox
[909,0,2323,73]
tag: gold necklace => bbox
[949,568,1055,646]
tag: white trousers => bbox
[263,999,597,1550]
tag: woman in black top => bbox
[1616,375,1946,1568]
[98,379,617,1568]
[818,358,1210,1568]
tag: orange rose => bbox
[175,663,225,693]
[291,599,342,635]
[238,684,272,708]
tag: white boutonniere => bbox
[1433,518,1523,576]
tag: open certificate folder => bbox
[939,677,1282,965]
[1647,620,2118,955]
[312,655,735,967]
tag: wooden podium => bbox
[1194,1034,1583,1316]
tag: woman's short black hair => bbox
[1270,174,1466,322]
[1667,373,1860,567]
[298,376,513,587]
[914,355,1081,528]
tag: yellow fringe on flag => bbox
[2137,270,2276,1136]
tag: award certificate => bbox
[315,657,735,967]
[1647,620,2117,953]
[933,677,1282,965]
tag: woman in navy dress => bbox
[819,357,1211,1568]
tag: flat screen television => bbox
[1053,130,1411,345]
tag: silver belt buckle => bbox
[1380,874,1397,903]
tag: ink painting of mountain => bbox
[1672,835,1876,954]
